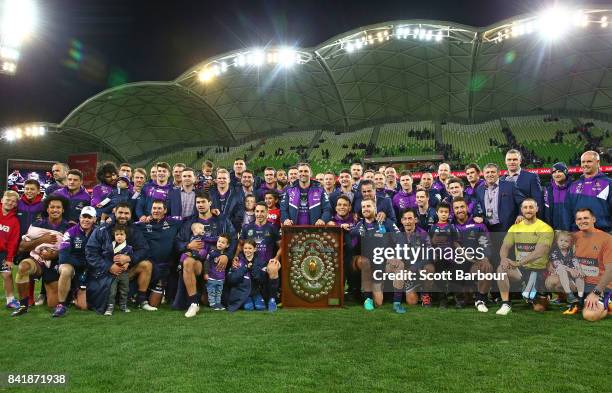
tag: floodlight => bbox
[537,7,572,41]
[1,0,37,46]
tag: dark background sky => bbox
[0,0,605,127]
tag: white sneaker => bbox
[185,303,200,318]
[35,294,46,306]
[139,301,157,311]
[496,303,512,316]
[475,300,488,313]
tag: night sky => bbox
[0,0,606,127]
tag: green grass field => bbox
[1,297,610,393]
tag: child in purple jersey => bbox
[204,234,230,310]
[180,222,208,263]
[428,202,460,308]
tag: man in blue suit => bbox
[501,149,543,218]
[353,180,396,222]
[166,167,197,219]
[475,163,526,233]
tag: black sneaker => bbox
[11,306,28,317]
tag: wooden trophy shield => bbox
[281,225,344,308]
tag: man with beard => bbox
[353,180,396,223]
[12,195,71,316]
[135,200,182,307]
[53,206,97,317]
[415,189,438,231]
[397,209,435,307]
[445,177,484,223]
[350,162,363,193]
[452,197,493,312]
[46,162,69,196]
[86,202,156,314]
[281,163,330,226]
[351,198,402,312]
[496,199,553,315]
[174,192,237,318]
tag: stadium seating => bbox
[581,118,612,147]
[441,121,506,167]
[505,116,585,166]
[310,128,373,173]
[248,130,319,172]
[192,141,260,170]
[376,121,435,157]
[155,147,204,168]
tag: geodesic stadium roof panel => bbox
[51,7,612,162]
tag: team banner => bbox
[68,153,98,189]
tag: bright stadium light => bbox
[435,30,443,42]
[537,7,572,41]
[235,54,246,67]
[1,0,37,47]
[197,69,212,82]
[602,16,608,28]
[278,48,297,67]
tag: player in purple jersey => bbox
[350,198,403,313]
[239,203,281,264]
[445,177,484,223]
[392,170,417,225]
[452,197,494,312]
[464,163,485,199]
[398,209,436,307]
[415,189,438,231]
[428,202,460,308]
[327,195,360,301]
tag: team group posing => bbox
[0,149,610,321]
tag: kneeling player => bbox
[452,197,493,312]
[350,198,403,313]
[398,209,435,307]
[572,209,612,322]
[496,199,553,315]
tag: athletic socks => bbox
[6,296,14,304]
[393,291,403,302]
[364,292,372,300]
[137,291,147,305]
[20,297,29,309]
[188,294,199,305]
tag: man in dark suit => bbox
[353,180,396,222]
[167,167,197,219]
[502,149,543,217]
[475,163,526,233]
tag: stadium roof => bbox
[56,7,612,162]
